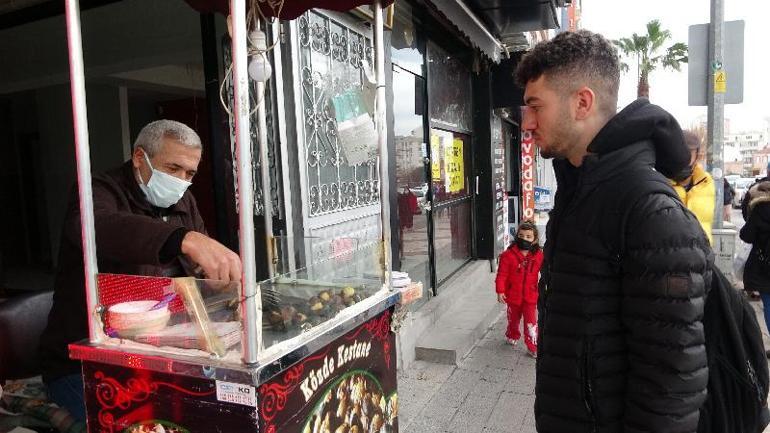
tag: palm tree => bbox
[613,20,688,99]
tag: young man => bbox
[39,120,242,421]
[516,31,712,433]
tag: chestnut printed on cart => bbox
[301,340,372,401]
[260,308,398,433]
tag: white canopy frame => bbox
[64,0,392,366]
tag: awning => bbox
[426,0,563,62]
[183,0,393,20]
[428,0,504,62]
[467,0,560,35]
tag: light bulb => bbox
[247,30,272,82]
[248,55,272,82]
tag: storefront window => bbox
[427,42,472,132]
[391,3,424,76]
[429,129,470,201]
[433,200,472,283]
[393,66,430,294]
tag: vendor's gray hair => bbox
[134,120,202,157]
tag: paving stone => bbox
[446,393,498,433]
[403,415,450,433]
[506,366,536,396]
[468,366,510,398]
[484,391,533,431]
[465,346,519,370]
[400,314,536,433]
[520,410,538,433]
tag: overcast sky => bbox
[581,0,770,135]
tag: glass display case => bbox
[89,237,390,364]
[71,236,401,433]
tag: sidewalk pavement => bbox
[399,288,770,433]
[399,308,537,433]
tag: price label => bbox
[216,380,257,407]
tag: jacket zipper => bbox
[539,166,582,366]
[582,338,597,426]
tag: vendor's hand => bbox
[181,231,242,282]
[497,293,506,304]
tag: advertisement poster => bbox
[445,138,465,193]
[534,186,552,211]
[431,135,441,182]
[83,362,257,433]
[520,129,536,221]
[259,308,398,433]
[491,115,509,254]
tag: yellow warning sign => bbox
[715,70,727,93]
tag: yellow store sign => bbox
[429,130,465,193]
[431,135,441,181]
[446,138,464,193]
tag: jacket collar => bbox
[553,98,686,187]
[509,244,535,260]
[669,163,711,190]
[554,140,657,187]
[690,164,711,186]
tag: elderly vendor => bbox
[38,120,241,421]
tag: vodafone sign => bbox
[521,130,535,220]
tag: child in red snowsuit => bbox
[495,221,543,357]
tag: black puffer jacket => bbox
[740,180,770,293]
[536,99,712,433]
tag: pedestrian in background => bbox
[495,221,543,358]
[740,177,770,358]
[723,178,735,222]
[671,130,715,244]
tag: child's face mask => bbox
[516,238,534,251]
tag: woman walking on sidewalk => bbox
[495,221,543,357]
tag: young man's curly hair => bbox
[515,30,621,118]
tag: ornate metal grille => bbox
[298,11,380,217]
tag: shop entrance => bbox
[393,66,432,295]
[392,70,474,296]
[391,11,475,296]
[429,129,472,287]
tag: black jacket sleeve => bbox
[740,204,770,252]
[742,182,757,221]
[740,215,758,244]
[621,193,710,433]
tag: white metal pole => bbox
[65,0,103,343]
[271,20,297,273]
[231,0,261,364]
[373,1,393,290]
[255,20,276,279]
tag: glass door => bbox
[429,129,472,285]
[393,66,432,294]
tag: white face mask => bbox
[137,152,192,208]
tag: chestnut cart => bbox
[63,1,409,432]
